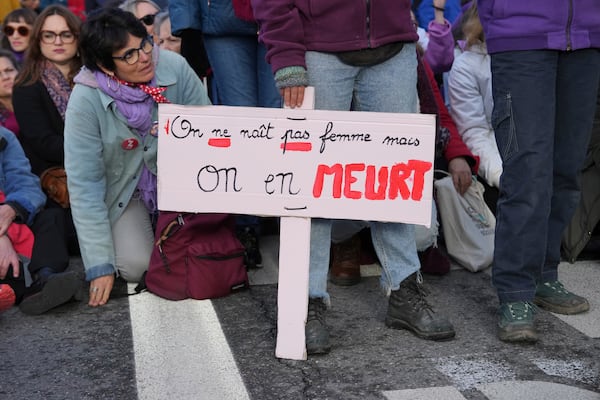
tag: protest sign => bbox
[157,104,436,226]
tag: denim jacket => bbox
[64,49,211,281]
[0,128,46,226]
[169,0,257,37]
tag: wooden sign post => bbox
[157,101,436,360]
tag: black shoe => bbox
[236,226,263,269]
[19,270,80,315]
[385,273,455,341]
[306,298,331,355]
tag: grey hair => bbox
[119,0,161,14]
[153,11,170,37]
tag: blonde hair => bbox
[462,2,485,49]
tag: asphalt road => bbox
[1,236,599,400]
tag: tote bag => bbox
[434,172,495,272]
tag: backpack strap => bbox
[155,214,185,273]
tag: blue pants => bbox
[490,49,600,303]
[203,34,281,229]
[202,35,281,108]
[305,44,422,303]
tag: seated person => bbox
[154,11,181,54]
[0,126,79,316]
[64,8,210,307]
[0,50,20,136]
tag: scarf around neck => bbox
[41,60,73,121]
[94,70,165,214]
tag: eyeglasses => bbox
[3,25,30,37]
[112,36,154,65]
[139,14,157,26]
[40,30,77,44]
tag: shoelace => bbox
[403,279,434,312]
[507,302,537,320]
[308,300,327,323]
[542,281,569,295]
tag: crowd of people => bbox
[0,0,598,357]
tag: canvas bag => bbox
[145,212,248,300]
[434,172,495,272]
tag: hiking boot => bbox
[236,226,263,269]
[306,298,330,355]
[497,301,538,343]
[385,273,455,340]
[19,270,80,315]
[330,234,361,286]
[0,284,16,313]
[533,280,589,315]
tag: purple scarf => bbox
[94,71,157,213]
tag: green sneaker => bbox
[533,281,590,315]
[497,301,538,343]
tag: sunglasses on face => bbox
[139,14,156,26]
[3,25,30,37]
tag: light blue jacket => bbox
[64,49,211,281]
[0,127,46,225]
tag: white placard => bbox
[157,104,435,227]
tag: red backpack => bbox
[145,212,248,300]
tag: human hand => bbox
[0,235,19,279]
[281,86,305,109]
[0,204,16,236]
[448,157,472,195]
[88,274,115,307]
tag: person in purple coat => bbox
[252,0,456,355]
[477,0,600,343]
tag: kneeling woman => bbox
[64,8,210,307]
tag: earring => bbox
[107,73,120,92]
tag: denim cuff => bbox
[85,263,118,281]
[274,66,308,89]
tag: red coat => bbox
[0,192,34,259]
[68,0,86,20]
[422,58,480,173]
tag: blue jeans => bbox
[202,35,281,108]
[203,34,281,229]
[305,44,421,303]
[490,49,600,304]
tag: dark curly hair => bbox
[79,7,148,73]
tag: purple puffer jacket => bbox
[477,0,600,54]
[251,0,418,73]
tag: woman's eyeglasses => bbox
[139,14,157,26]
[3,25,30,37]
[112,36,154,65]
[40,30,77,44]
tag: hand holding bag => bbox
[434,172,495,272]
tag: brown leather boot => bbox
[329,234,361,286]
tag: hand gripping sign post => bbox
[157,93,435,360]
